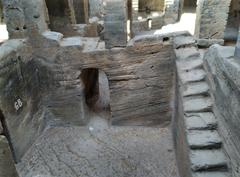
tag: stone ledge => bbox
[197,39,224,48]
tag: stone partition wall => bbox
[204,45,240,177]
[195,0,231,45]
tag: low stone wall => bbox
[204,45,240,177]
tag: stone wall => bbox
[204,45,240,177]
[195,0,231,40]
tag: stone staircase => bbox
[174,35,231,177]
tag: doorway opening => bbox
[80,68,110,113]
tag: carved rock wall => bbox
[204,45,240,177]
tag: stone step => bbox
[193,172,231,177]
[188,130,222,149]
[183,96,212,113]
[179,69,206,84]
[183,82,209,97]
[174,35,196,49]
[185,112,217,130]
[177,59,203,72]
[175,47,200,61]
[190,150,228,172]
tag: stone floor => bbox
[16,113,179,177]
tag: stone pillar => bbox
[132,0,139,20]
[104,0,129,49]
[21,0,49,34]
[0,2,3,24]
[89,0,104,18]
[164,0,181,24]
[2,0,26,39]
[235,28,240,59]
[0,136,19,177]
[45,0,77,36]
[195,0,231,46]
[73,0,89,24]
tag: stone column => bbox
[235,28,240,59]
[89,0,104,18]
[104,0,129,49]
[21,0,49,34]
[2,0,26,39]
[132,0,139,19]
[73,0,89,24]
[194,0,231,46]
[164,0,180,24]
